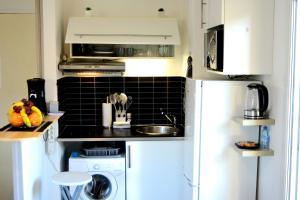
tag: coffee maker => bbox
[27,78,47,114]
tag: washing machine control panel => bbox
[87,157,125,171]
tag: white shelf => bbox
[235,118,275,126]
[234,146,274,157]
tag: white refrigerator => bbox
[184,79,259,200]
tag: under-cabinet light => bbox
[124,59,168,76]
[66,72,123,77]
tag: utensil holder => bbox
[113,110,130,129]
[115,110,126,122]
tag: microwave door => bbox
[205,25,224,72]
[208,31,217,70]
[204,32,214,70]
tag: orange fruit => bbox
[9,112,24,127]
[28,112,43,127]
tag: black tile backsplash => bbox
[57,76,186,127]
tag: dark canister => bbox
[27,78,47,114]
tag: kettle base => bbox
[244,110,267,119]
[244,115,267,119]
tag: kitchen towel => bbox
[102,103,112,128]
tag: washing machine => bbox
[69,154,125,200]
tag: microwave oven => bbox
[204,25,224,72]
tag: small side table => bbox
[52,172,92,200]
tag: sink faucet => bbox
[160,108,177,127]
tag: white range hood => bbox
[65,17,181,45]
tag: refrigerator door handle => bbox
[184,173,200,188]
[127,145,131,168]
[184,173,192,183]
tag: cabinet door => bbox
[126,141,183,200]
[223,0,274,75]
[205,0,224,29]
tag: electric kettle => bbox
[244,83,269,119]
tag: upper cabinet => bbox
[203,0,224,29]
[203,0,274,75]
[66,17,180,45]
[65,17,180,59]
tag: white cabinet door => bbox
[126,141,183,200]
[204,0,274,75]
[223,0,274,75]
[205,0,224,29]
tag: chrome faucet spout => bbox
[160,108,177,126]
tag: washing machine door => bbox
[83,171,118,200]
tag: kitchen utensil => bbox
[146,46,158,57]
[109,94,115,105]
[244,83,269,119]
[145,46,158,57]
[93,50,114,55]
[109,94,117,112]
[159,45,167,57]
[126,48,134,56]
[110,93,123,121]
[109,93,132,124]
[126,96,133,110]
[119,93,128,111]
[135,48,145,56]
[115,47,125,57]
[116,93,122,112]
[113,93,119,103]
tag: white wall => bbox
[0,15,38,125]
[259,0,292,199]
[0,0,35,13]
[0,14,38,200]
[41,0,63,102]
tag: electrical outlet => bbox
[45,127,56,155]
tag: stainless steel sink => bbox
[136,126,180,136]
